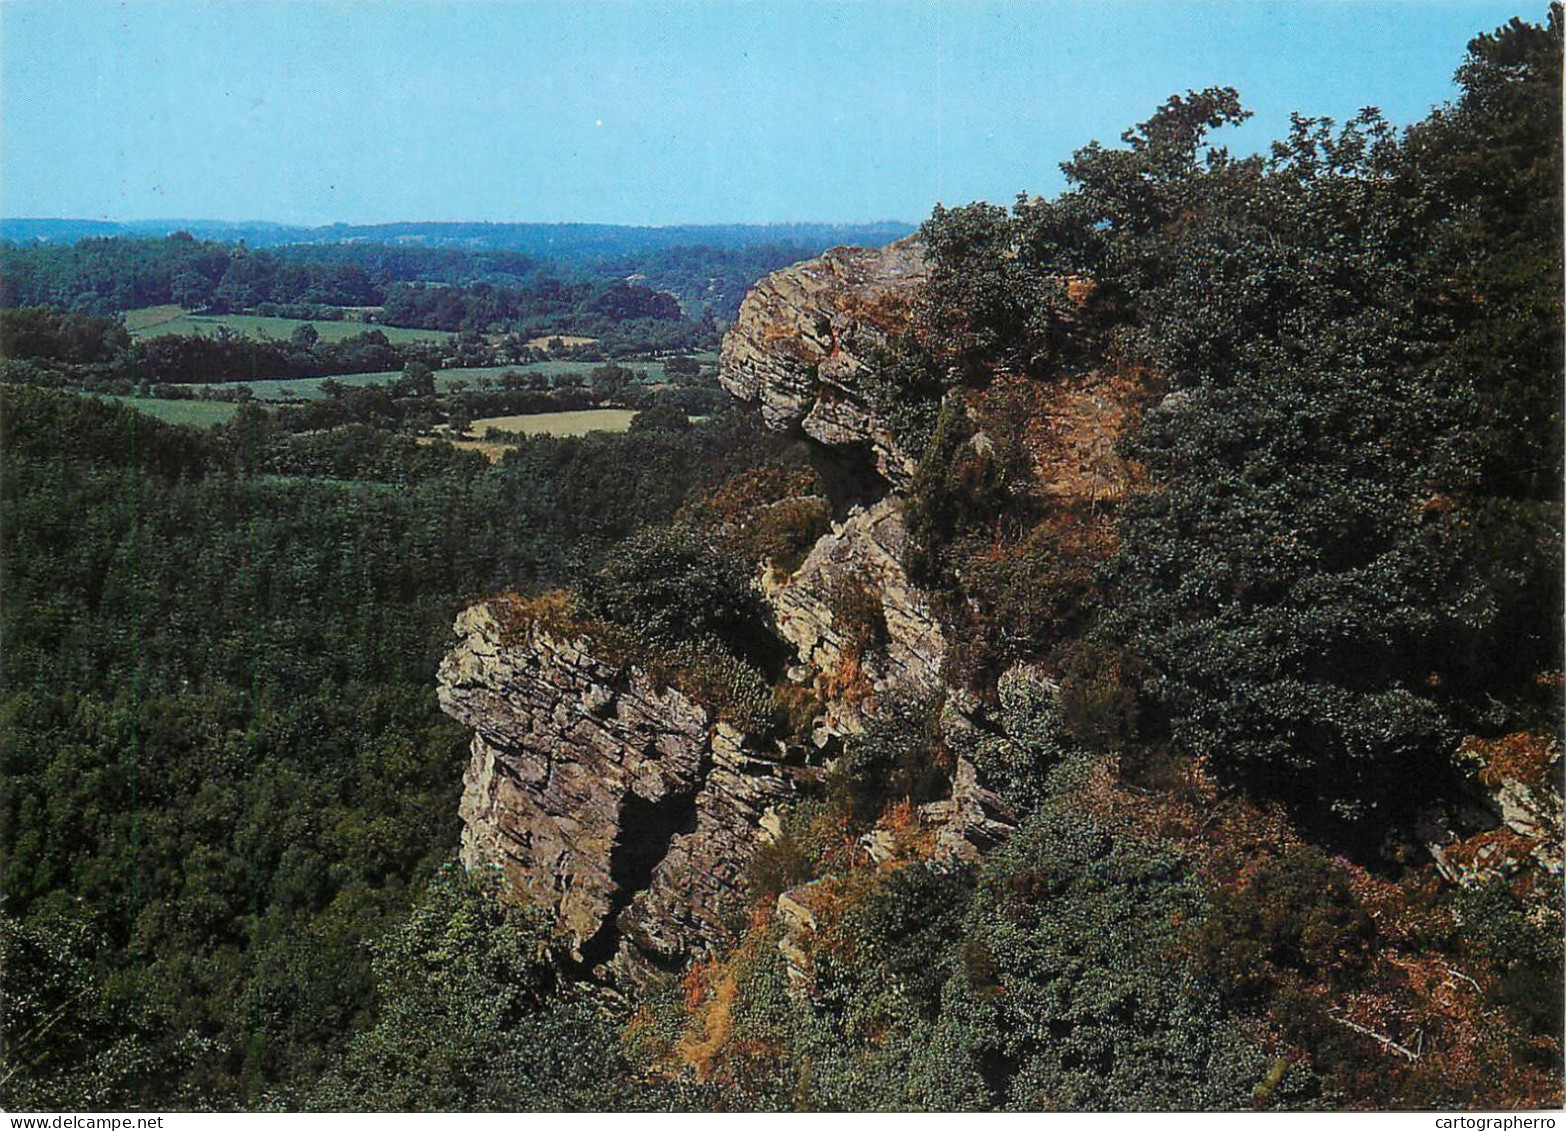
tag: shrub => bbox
[683,465,830,572]
[841,864,975,1017]
[600,630,778,735]
[828,694,951,826]
[1193,847,1377,1008]
[309,865,651,1111]
[1455,880,1565,1051]
[965,812,1292,1110]
[824,572,888,658]
[744,799,837,903]
[750,496,832,574]
[944,521,1100,689]
[1056,643,1143,751]
[578,523,775,667]
[951,664,1075,817]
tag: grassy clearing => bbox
[470,410,638,438]
[123,305,187,333]
[417,437,516,461]
[169,372,398,401]
[124,308,451,345]
[93,394,244,427]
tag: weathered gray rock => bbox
[775,878,835,994]
[1424,733,1564,895]
[440,240,1042,993]
[917,757,1017,864]
[761,496,947,736]
[439,603,803,989]
[1418,732,1562,943]
[719,238,930,486]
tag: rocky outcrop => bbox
[1424,733,1563,903]
[438,602,807,989]
[775,878,835,994]
[761,495,946,736]
[719,237,930,486]
[439,239,1027,992]
[775,759,1014,996]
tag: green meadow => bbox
[124,305,452,345]
[94,393,246,427]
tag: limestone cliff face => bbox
[437,603,803,989]
[718,237,929,486]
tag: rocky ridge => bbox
[438,237,1023,993]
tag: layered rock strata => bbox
[718,237,930,486]
[441,238,1029,992]
[438,603,805,988]
[761,495,947,736]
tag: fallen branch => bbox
[1327,1009,1422,1061]
[1445,965,1482,993]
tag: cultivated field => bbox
[470,409,638,437]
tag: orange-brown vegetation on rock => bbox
[871,798,939,864]
[682,464,832,574]
[685,464,825,527]
[1443,827,1545,894]
[671,870,896,1085]
[819,645,873,709]
[677,958,742,1081]
[837,283,923,338]
[972,367,1152,508]
[666,902,791,1085]
[488,589,593,645]
[1459,732,1560,791]
[1064,750,1562,1107]
[1063,276,1097,308]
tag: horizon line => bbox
[1,215,926,232]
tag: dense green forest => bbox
[1,11,1561,1113]
[0,386,813,1107]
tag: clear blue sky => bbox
[0,0,1539,226]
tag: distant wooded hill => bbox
[0,220,917,320]
[0,218,915,256]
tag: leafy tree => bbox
[1069,66,1557,819]
[590,363,634,403]
[393,360,436,398]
